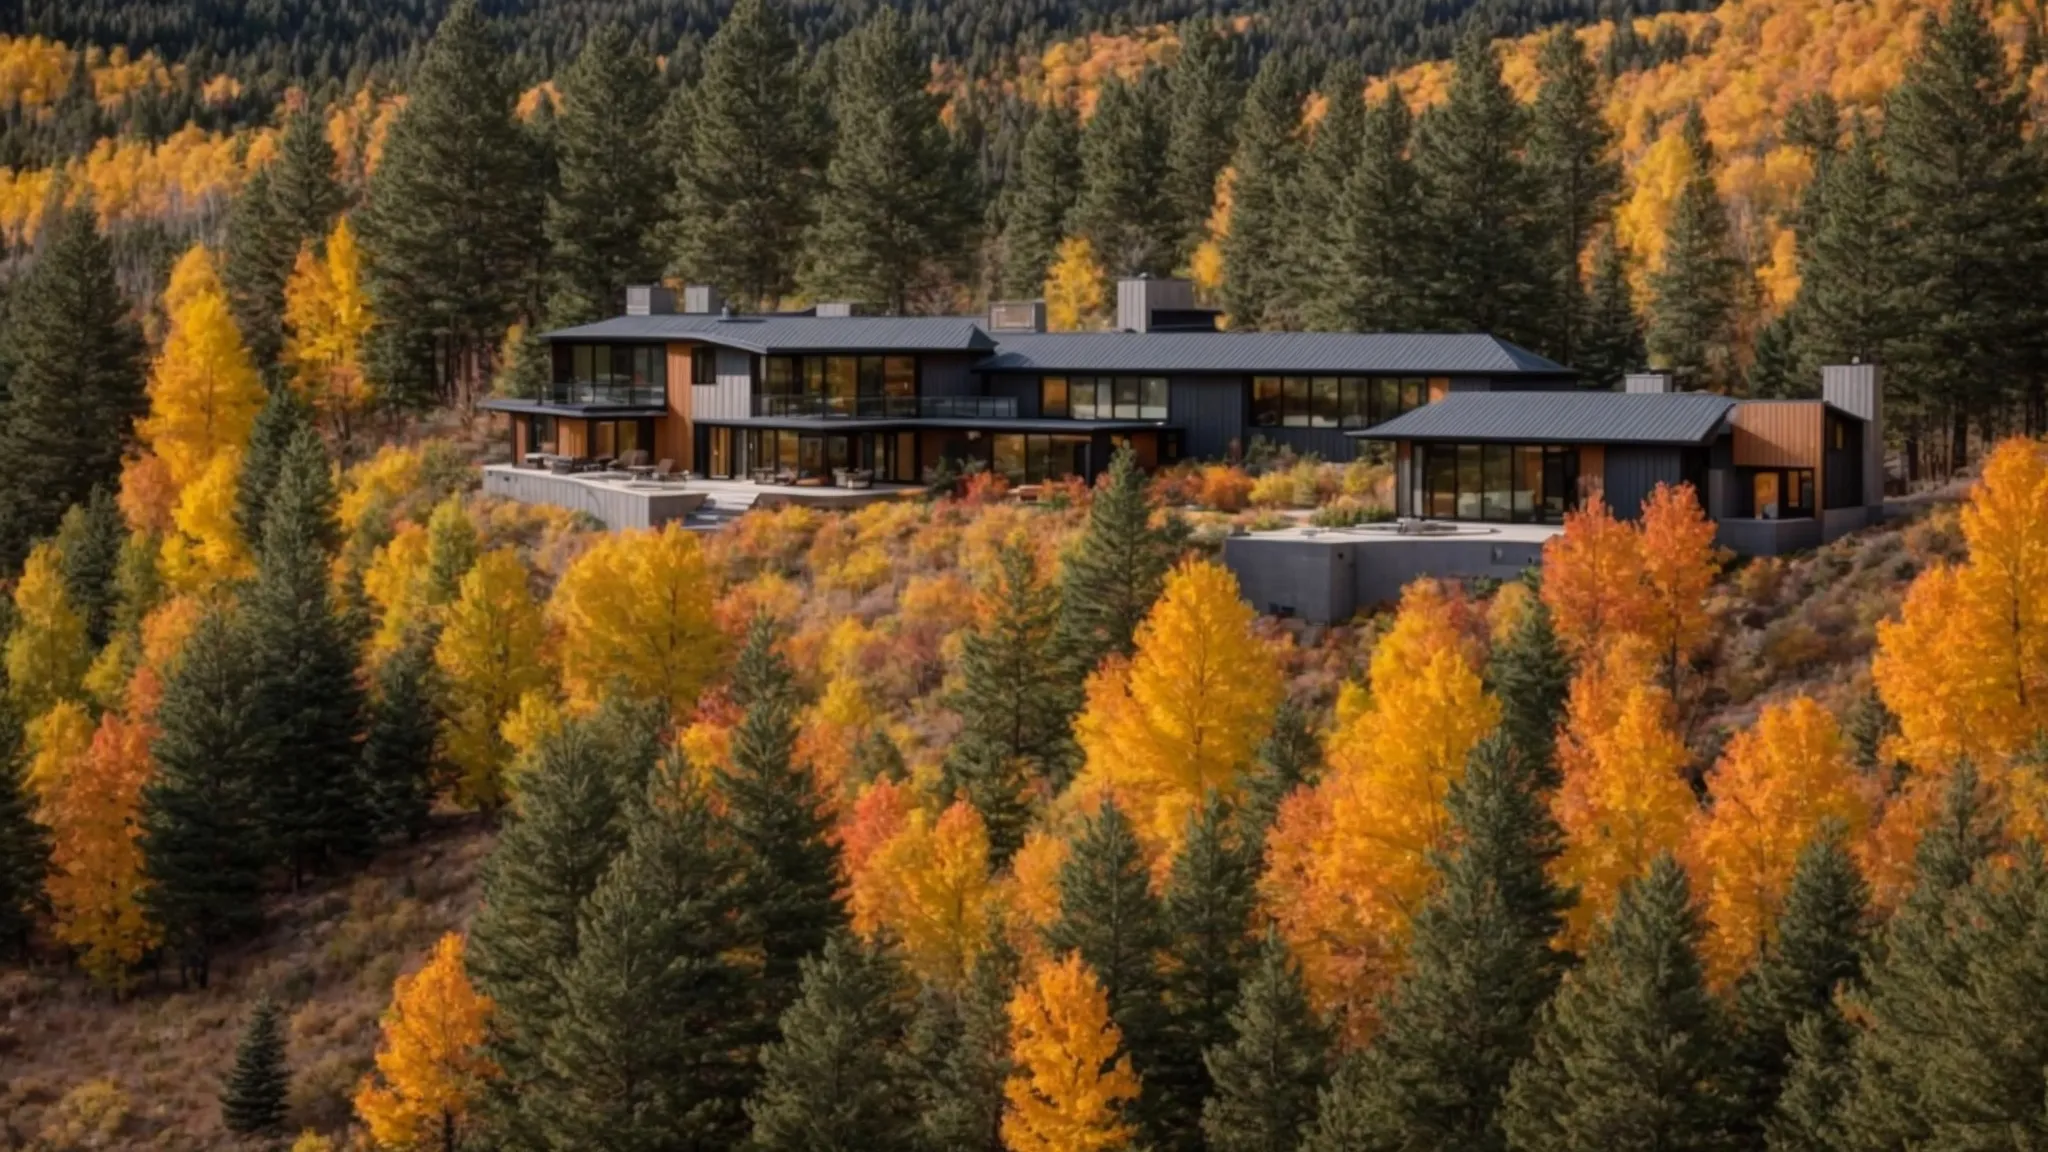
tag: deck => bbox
[481,465,922,529]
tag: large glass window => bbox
[991,434,1093,483]
[1042,377,1167,421]
[1418,443,1581,524]
[1250,376,1432,428]
[552,343,665,403]
[758,355,922,416]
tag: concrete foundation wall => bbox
[1715,517,1822,556]
[1222,531,1549,623]
[483,468,707,529]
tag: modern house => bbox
[479,278,1580,502]
[1222,364,1889,622]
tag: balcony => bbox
[535,380,669,407]
[750,394,1021,420]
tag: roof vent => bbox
[625,285,676,316]
[683,284,724,315]
[719,302,735,320]
[1625,371,1675,394]
[988,300,1047,333]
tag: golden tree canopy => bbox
[139,244,265,492]
[354,932,497,1151]
[549,523,723,719]
[1002,951,1141,1152]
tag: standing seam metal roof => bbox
[544,314,1000,353]
[1355,391,1739,444]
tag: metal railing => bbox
[535,380,668,407]
[750,394,1021,420]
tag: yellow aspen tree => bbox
[6,541,90,720]
[1073,559,1283,852]
[1044,236,1107,330]
[354,933,497,1152]
[1540,496,1652,659]
[1637,481,1720,690]
[282,218,375,449]
[1690,696,1871,984]
[138,245,265,492]
[435,549,550,808]
[1000,827,1070,963]
[548,524,723,720]
[848,800,993,986]
[363,521,433,663]
[44,710,158,989]
[1002,951,1141,1152]
[160,451,254,592]
[1262,579,1499,1029]
[1552,654,1696,944]
[25,698,94,802]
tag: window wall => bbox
[759,355,917,417]
[1252,376,1435,429]
[548,343,667,404]
[1416,443,1580,523]
[992,434,1091,484]
[1039,376,1168,420]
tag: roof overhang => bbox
[479,398,670,418]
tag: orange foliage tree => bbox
[1551,638,1696,943]
[44,710,157,988]
[1262,579,1499,1032]
[1073,559,1282,852]
[1689,695,1870,983]
[354,932,497,1152]
[847,800,994,986]
[1637,482,1719,690]
[1002,951,1141,1152]
[1540,497,1651,659]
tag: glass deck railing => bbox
[536,380,669,406]
[750,394,1022,419]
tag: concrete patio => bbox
[481,464,922,529]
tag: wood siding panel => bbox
[664,343,694,471]
[1731,402,1823,469]
[512,415,529,462]
[1578,445,1605,505]
[557,418,589,458]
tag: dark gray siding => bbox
[1252,427,1359,462]
[1604,446,1686,519]
[1824,413,1862,509]
[1169,378,1247,459]
[920,354,978,397]
[986,375,1041,417]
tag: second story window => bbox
[1251,376,1436,429]
[1041,376,1166,420]
[756,355,919,416]
[550,343,665,404]
[691,346,717,386]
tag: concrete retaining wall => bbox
[483,468,707,529]
[1222,531,1550,623]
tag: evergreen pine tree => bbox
[1528,27,1621,364]
[998,102,1082,299]
[671,0,823,309]
[140,608,272,987]
[747,934,917,1150]
[1072,73,1173,276]
[1486,586,1571,788]
[1046,797,1170,1141]
[220,998,291,1137]
[0,199,145,571]
[236,386,314,548]
[1309,86,1424,333]
[1055,444,1182,676]
[1883,0,2046,467]
[1500,854,1730,1152]
[1202,930,1332,1152]
[1750,311,1803,398]
[1727,825,1869,1146]
[719,617,846,1032]
[1162,24,1242,265]
[802,8,972,313]
[901,943,1014,1152]
[544,23,667,326]
[1577,235,1646,388]
[357,0,545,410]
[244,427,368,886]
[268,107,348,252]
[536,768,755,1152]
[1315,733,1570,1152]
[1155,793,1261,1149]
[1242,698,1318,840]
[1790,120,1898,378]
[221,165,287,370]
[0,704,48,960]
[1646,108,1739,392]
[54,485,124,650]
[1765,1006,1855,1152]
[1221,55,1307,330]
[1831,763,2003,1151]
[1412,28,1547,347]
[942,541,1075,863]
[1293,60,1365,331]
[469,705,663,1146]
[361,631,441,842]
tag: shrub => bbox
[1197,465,1255,512]
[38,1079,129,1151]
[1309,499,1392,528]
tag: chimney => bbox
[625,285,676,316]
[987,300,1047,333]
[682,284,724,315]
[1116,275,1198,333]
[1625,371,1675,394]
[1823,362,1885,508]
[814,301,870,318]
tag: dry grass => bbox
[0,817,494,1151]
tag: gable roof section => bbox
[544,314,999,354]
[1359,391,1738,445]
[977,332,1569,375]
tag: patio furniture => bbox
[841,468,874,490]
[775,469,798,486]
[751,467,779,485]
[619,449,648,469]
[548,457,577,475]
[648,459,678,482]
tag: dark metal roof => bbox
[696,416,1172,434]
[977,332,1571,375]
[543,314,998,354]
[1356,391,1738,445]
